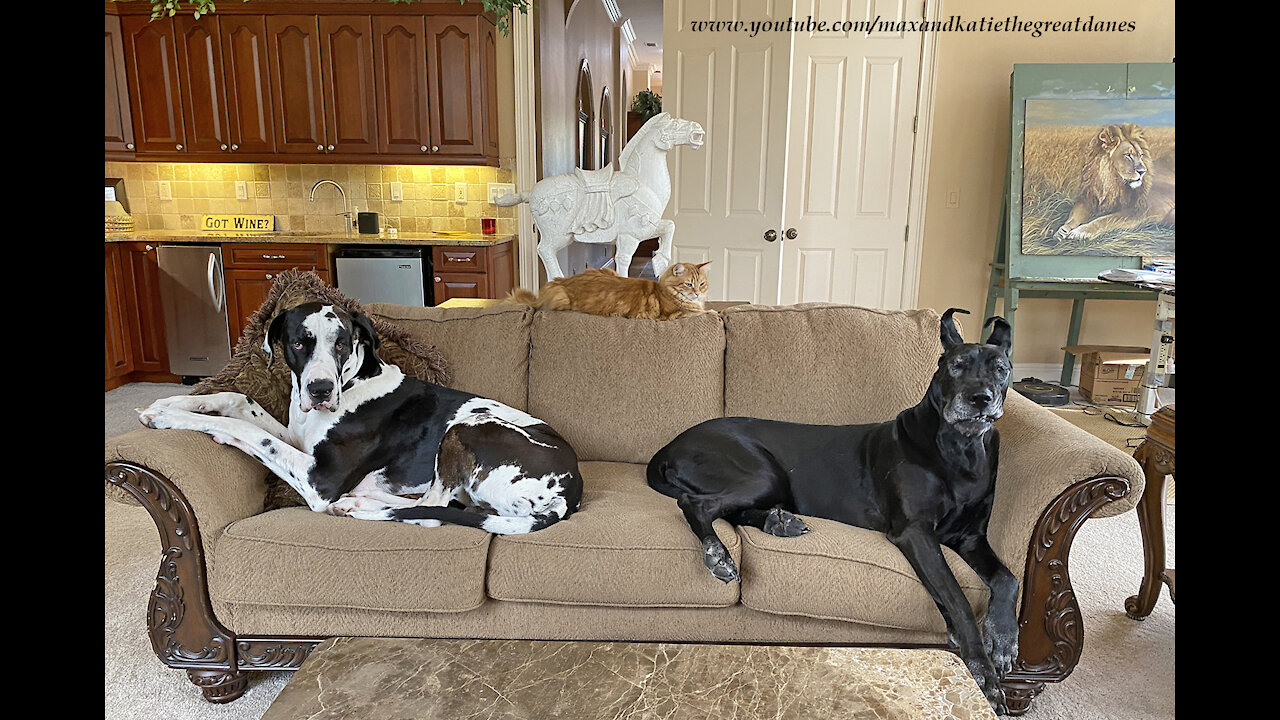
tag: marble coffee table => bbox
[261,637,996,719]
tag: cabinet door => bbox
[319,16,379,154]
[175,14,231,153]
[432,272,489,304]
[105,244,134,381]
[224,268,278,338]
[373,15,431,155]
[480,21,500,158]
[266,15,326,154]
[220,15,276,154]
[105,15,135,154]
[426,15,484,156]
[121,15,186,153]
[121,242,171,374]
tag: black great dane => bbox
[139,302,583,534]
[646,309,1018,713]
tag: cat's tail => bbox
[495,191,529,207]
[504,288,540,307]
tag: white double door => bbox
[663,0,924,307]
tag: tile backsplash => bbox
[104,161,517,235]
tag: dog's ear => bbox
[983,316,1012,356]
[350,310,380,352]
[262,311,287,362]
[940,308,969,350]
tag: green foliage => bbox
[631,89,662,122]
[141,1,530,36]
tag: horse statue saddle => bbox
[571,167,641,235]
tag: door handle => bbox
[784,228,798,240]
[763,229,777,242]
[206,252,225,312]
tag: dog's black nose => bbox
[970,391,993,409]
[308,379,334,401]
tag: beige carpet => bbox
[106,383,1174,719]
[1048,397,1175,503]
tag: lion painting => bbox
[1020,98,1175,257]
[1053,123,1175,243]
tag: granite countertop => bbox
[105,229,513,247]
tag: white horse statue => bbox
[496,112,705,279]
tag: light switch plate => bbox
[390,181,403,202]
[454,182,468,204]
[945,189,960,209]
[157,181,172,201]
[488,182,515,204]
[235,181,248,200]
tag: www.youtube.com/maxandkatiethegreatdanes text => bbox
[687,15,1137,39]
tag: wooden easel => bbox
[983,62,1174,386]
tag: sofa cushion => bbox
[723,304,944,424]
[209,508,491,617]
[365,303,533,411]
[486,462,741,608]
[528,311,725,463]
[737,516,989,632]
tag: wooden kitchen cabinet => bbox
[105,14,135,157]
[120,14,185,154]
[431,243,512,305]
[107,3,499,165]
[106,242,180,390]
[223,243,331,337]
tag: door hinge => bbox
[904,225,910,243]
[922,0,928,18]
[913,115,919,134]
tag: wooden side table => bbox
[1125,404,1175,619]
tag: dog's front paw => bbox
[984,615,1018,680]
[138,404,176,430]
[965,657,1008,715]
[701,539,739,583]
[763,508,809,537]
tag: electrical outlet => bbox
[235,181,249,200]
[945,189,960,209]
[488,182,515,204]
[390,181,403,202]
[157,181,172,201]
[454,182,468,204]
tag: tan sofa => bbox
[105,302,1144,714]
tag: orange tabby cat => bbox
[507,262,712,320]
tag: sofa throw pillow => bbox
[190,268,451,511]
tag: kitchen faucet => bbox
[309,179,352,235]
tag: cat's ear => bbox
[696,261,712,269]
[672,263,687,276]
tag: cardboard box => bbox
[1064,345,1150,405]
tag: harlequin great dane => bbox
[138,302,583,534]
[646,309,1019,713]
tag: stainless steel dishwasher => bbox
[334,247,434,306]
[156,245,233,379]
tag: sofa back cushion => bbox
[365,303,532,411]
[723,304,944,424]
[528,311,725,463]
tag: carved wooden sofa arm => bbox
[989,391,1144,715]
[106,428,280,702]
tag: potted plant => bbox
[631,89,663,123]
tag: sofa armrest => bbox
[988,391,1144,566]
[105,428,270,555]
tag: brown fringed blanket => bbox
[156,269,450,511]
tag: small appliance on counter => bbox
[105,177,134,232]
[357,211,380,234]
[335,246,434,306]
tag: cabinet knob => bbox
[176,144,183,150]
[231,144,239,151]
[220,144,228,151]
[432,145,440,152]
[317,144,325,151]
[421,145,429,152]
[265,273,273,280]
[326,144,335,152]
[125,143,134,150]
[145,244,154,252]
[434,276,441,282]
